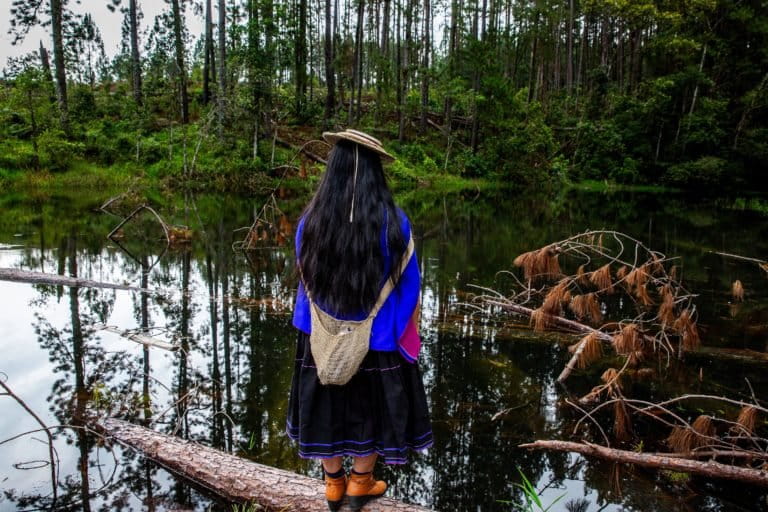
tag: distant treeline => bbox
[1,0,766,191]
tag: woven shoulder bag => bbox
[305,233,414,385]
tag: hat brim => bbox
[323,131,395,162]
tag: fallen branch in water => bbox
[0,378,58,505]
[93,325,178,351]
[519,440,768,488]
[95,418,432,511]
[0,268,156,294]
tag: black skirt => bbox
[286,331,433,464]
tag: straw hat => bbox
[322,129,395,162]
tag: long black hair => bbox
[299,139,407,315]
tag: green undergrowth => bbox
[568,179,677,194]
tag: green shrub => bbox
[37,129,84,172]
[0,140,38,170]
[664,156,730,187]
[69,85,99,123]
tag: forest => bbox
[1,0,766,192]
[3,2,768,511]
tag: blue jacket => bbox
[292,208,420,354]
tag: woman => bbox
[287,129,433,511]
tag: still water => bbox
[0,186,767,511]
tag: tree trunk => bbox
[600,12,609,69]
[203,0,213,104]
[95,418,435,511]
[442,0,460,131]
[375,0,390,124]
[217,0,227,139]
[350,0,364,124]
[566,0,573,92]
[170,0,190,124]
[296,0,308,117]
[519,440,768,488]
[262,0,275,133]
[576,14,587,93]
[247,0,257,156]
[39,41,53,83]
[50,0,68,130]
[355,0,364,123]
[396,0,404,141]
[324,0,336,122]
[527,10,539,102]
[419,0,430,133]
[129,0,143,106]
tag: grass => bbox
[569,178,677,194]
[497,468,566,511]
[1,162,136,193]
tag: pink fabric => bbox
[397,318,421,363]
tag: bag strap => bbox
[299,232,415,318]
[368,232,414,317]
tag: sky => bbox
[0,1,205,72]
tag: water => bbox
[0,186,767,511]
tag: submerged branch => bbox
[0,379,58,505]
[0,268,158,294]
[519,440,768,488]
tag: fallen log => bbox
[519,440,768,488]
[274,137,327,165]
[0,268,155,294]
[96,418,433,511]
[94,325,178,351]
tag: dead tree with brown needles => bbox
[466,230,768,489]
[467,230,699,383]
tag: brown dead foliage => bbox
[734,406,759,436]
[673,309,701,350]
[576,264,590,287]
[568,332,603,369]
[625,265,649,290]
[667,415,715,452]
[658,285,676,325]
[530,307,552,332]
[732,280,745,302]
[612,324,642,355]
[513,246,562,281]
[542,279,572,315]
[634,283,654,306]
[614,400,633,441]
[590,264,613,293]
[569,293,602,324]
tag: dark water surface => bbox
[1,186,767,511]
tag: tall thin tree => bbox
[129,0,143,106]
[170,0,190,123]
[51,0,68,130]
[203,0,214,104]
[324,0,336,122]
[217,0,227,138]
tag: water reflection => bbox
[0,188,767,511]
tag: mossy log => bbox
[96,418,433,511]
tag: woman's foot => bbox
[324,469,347,511]
[346,470,387,511]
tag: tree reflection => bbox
[2,189,767,510]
